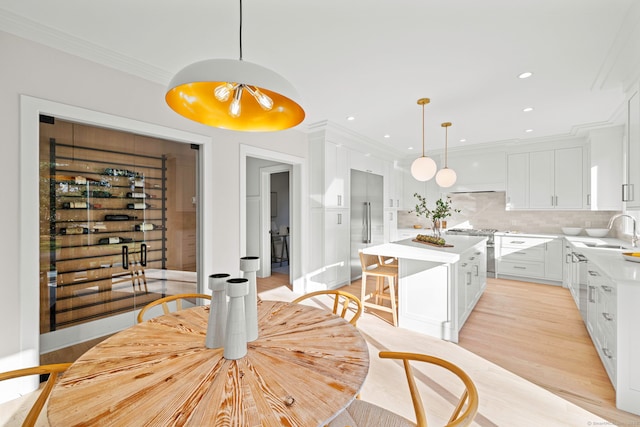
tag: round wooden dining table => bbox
[47,299,370,426]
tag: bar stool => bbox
[359,252,398,327]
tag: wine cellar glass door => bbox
[39,118,199,342]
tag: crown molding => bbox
[0,9,172,84]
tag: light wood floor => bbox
[337,275,640,426]
[40,273,640,425]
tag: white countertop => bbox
[564,236,640,285]
[364,235,487,264]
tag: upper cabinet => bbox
[507,146,585,210]
[324,141,349,208]
[587,126,624,211]
[625,90,640,209]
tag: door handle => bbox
[367,202,372,243]
[122,245,129,269]
[140,243,147,267]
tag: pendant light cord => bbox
[421,103,425,157]
[444,125,448,167]
[239,0,243,61]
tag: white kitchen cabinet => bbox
[586,262,617,385]
[544,238,563,281]
[323,209,351,288]
[496,234,562,284]
[529,147,584,209]
[506,153,529,210]
[446,150,506,193]
[323,141,349,208]
[587,127,623,211]
[507,147,584,210]
[625,90,640,208]
[350,150,384,176]
[457,243,487,328]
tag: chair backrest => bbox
[379,351,479,427]
[378,255,398,268]
[291,290,363,326]
[0,363,73,427]
[359,252,382,271]
[137,293,211,323]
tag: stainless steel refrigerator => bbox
[350,169,384,280]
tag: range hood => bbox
[447,182,506,194]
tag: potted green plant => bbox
[409,193,460,241]
[431,196,460,237]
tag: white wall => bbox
[0,31,308,376]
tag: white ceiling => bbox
[2,0,640,157]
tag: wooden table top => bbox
[48,300,370,426]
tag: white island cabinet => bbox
[363,235,487,343]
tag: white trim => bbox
[19,95,212,357]
[239,145,307,294]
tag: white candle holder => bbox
[205,273,229,349]
[239,256,260,342]
[223,278,249,360]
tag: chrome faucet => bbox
[607,214,639,247]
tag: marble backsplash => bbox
[398,191,621,235]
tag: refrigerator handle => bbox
[368,202,372,243]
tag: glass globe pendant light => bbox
[165,0,305,132]
[411,98,437,181]
[435,122,457,187]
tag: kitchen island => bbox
[363,234,487,343]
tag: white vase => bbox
[205,273,229,349]
[239,256,260,342]
[223,278,249,360]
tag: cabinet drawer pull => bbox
[468,256,475,261]
[588,270,599,276]
[473,265,479,276]
[466,271,472,285]
[513,266,526,270]
[602,312,614,322]
[601,285,613,293]
[602,347,613,359]
[588,286,596,303]
[337,195,342,206]
[510,240,525,244]
[337,213,342,225]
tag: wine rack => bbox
[46,137,168,331]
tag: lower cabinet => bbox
[308,208,350,291]
[457,244,487,328]
[496,234,562,284]
[586,262,617,385]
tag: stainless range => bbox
[446,228,498,277]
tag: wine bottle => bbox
[60,227,89,235]
[135,223,155,231]
[98,237,134,244]
[126,192,149,199]
[104,214,135,221]
[63,201,90,209]
[133,178,144,188]
[127,203,151,209]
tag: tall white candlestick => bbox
[239,256,260,342]
[205,273,229,349]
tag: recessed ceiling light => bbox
[518,72,533,79]
[523,107,534,112]
[383,134,390,138]
[346,116,355,121]
[408,146,414,150]
[459,138,467,143]
[525,129,533,133]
